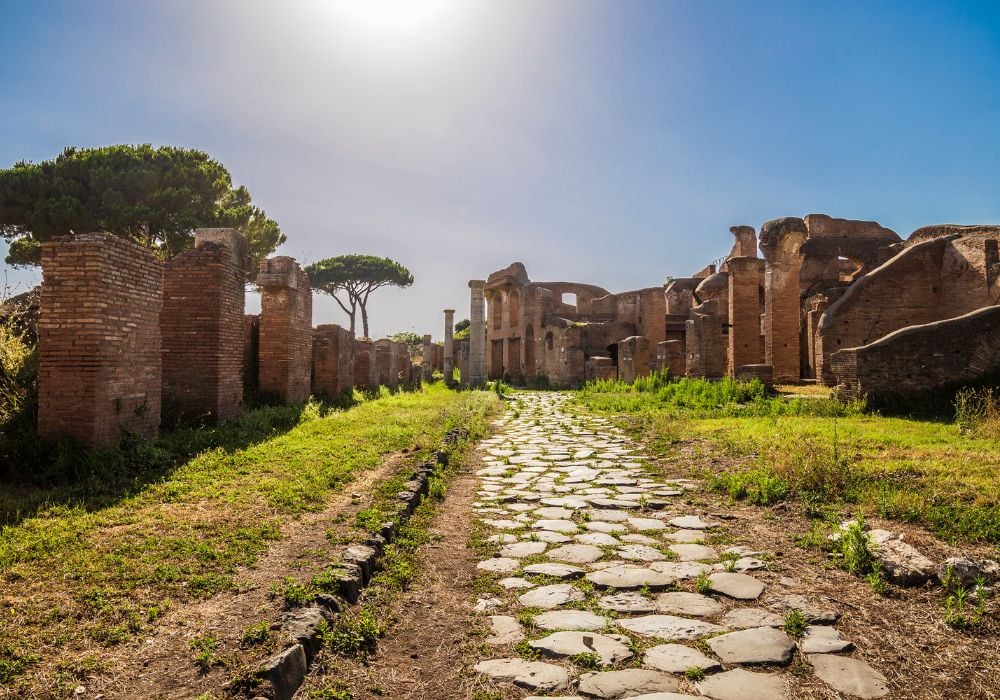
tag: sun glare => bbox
[319,0,467,45]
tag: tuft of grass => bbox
[269,576,315,609]
[837,516,875,576]
[694,570,712,595]
[190,634,222,672]
[684,666,706,681]
[239,621,271,648]
[783,609,807,637]
[325,610,381,657]
[570,651,602,669]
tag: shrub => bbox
[954,387,1000,438]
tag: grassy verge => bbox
[575,374,1000,546]
[0,384,498,694]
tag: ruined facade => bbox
[476,263,665,387]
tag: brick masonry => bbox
[162,229,248,422]
[38,233,163,449]
[313,324,355,396]
[617,336,650,383]
[353,338,378,390]
[258,257,313,404]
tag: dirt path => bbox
[89,455,408,699]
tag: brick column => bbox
[38,233,163,449]
[162,228,248,422]
[353,338,377,389]
[258,257,313,403]
[761,220,807,383]
[617,336,651,383]
[468,280,487,387]
[313,324,354,396]
[727,256,764,376]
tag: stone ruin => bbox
[34,230,429,450]
[470,215,1000,402]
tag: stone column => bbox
[468,280,487,386]
[421,334,433,382]
[444,309,455,386]
[727,256,764,376]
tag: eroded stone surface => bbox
[809,654,889,698]
[586,565,676,590]
[706,627,796,665]
[800,625,853,653]
[708,572,766,599]
[654,592,725,617]
[576,669,680,698]
[486,615,524,645]
[697,668,789,699]
[618,614,725,641]
[532,609,609,631]
[643,643,722,673]
[474,658,571,692]
[519,584,585,609]
[528,631,633,665]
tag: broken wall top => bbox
[258,256,304,289]
[907,224,1000,246]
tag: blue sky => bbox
[2,0,999,337]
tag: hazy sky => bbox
[3,0,1000,338]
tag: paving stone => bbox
[487,534,519,544]
[771,594,840,623]
[528,631,633,665]
[730,557,766,572]
[531,530,574,544]
[533,519,579,534]
[669,515,713,530]
[534,506,575,519]
[809,654,889,698]
[478,557,521,574]
[618,694,701,700]
[696,668,789,699]
[541,497,589,509]
[474,658,571,692]
[664,529,705,543]
[576,533,622,547]
[708,572,765,599]
[474,596,504,613]
[519,584,586,609]
[800,625,853,653]
[650,561,715,579]
[500,541,548,558]
[706,627,796,664]
[547,544,605,564]
[523,563,586,580]
[590,498,639,509]
[654,592,725,617]
[532,609,609,631]
[598,592,657,614]
[643,643,722,673]
[584,508,631,522]
[499,577,536,590]
[868,529,936,586]
[586,565,676,591]
[586,521,629,534]
[486,615,524,645]
[725,545,763,557]
[720,607,783,629]
[628,517,668,531]
[617,614,725,641]
[668,544,720,562]
[576,669,680,698]
[620,533,659,545]
[617,544,666,562]
[484,519,523,530]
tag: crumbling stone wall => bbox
[685,301,726,379]
[375,340,397,389]
[727,256,764,375]
[832,306,1000,403]
[313,324,354,396]
[38,233,162,448]
[162,229,248,422]
[258,257,313,404]
[656,340,685,376]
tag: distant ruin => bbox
[471,215,1000,402]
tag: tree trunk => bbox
[361,303,370,339]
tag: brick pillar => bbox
[258,257,313,403]
[468,280,486,387]
[659,340,685,377]
[617,336,651,383]
[443,309,455,386]
[162,228,248,422]
[38,233,162,449]
[727,256,764,376]
[421,334,433,382]
[458,339,470,388]
[353,338,377,389]
[761,225,806,382]
[391,342,410,387]
[313,324,354,396]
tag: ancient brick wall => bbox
[391,342,411,386]
[162,229,247,422]
[258,257,313,404]
[727,257,764,376]
[817,234,1000,384]
[313,324,354,396]
[617,336,650,383]
[760,218,807,382]
[376,339,397,389]
[735,364,774,387]
[585,356,614,382]
[243,315,260,396]
[38,233,163,448]
[656,340,685,377]
[685,303,726,379]
[831,306,1000,403]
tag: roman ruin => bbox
[469,215,1000,402]
[258,257,314,404]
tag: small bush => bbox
[837,515,876,576]
[326,610,381,657]
[239,621,271,648]
[269,576,315,608]
[783,609,807,637]
[189,634,222,672]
